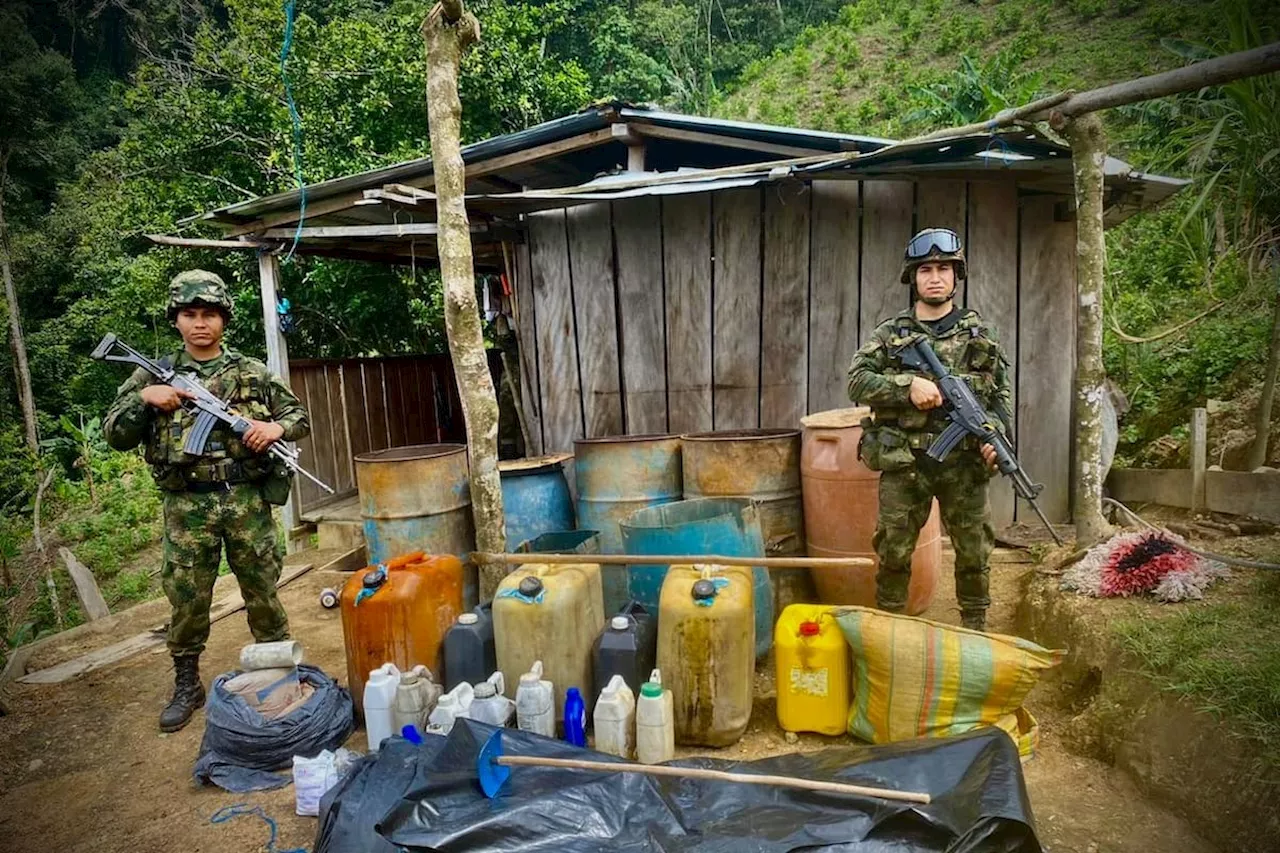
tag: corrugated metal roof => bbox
[192,102,900,226]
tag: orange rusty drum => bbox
[799,408,940,614]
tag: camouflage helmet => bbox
[900,228,967,285]
[166,269,233,320]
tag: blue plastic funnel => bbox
[477,729,512,798]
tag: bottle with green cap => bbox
[635,668,674,764]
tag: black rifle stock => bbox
[91,334,333,494]
[894,337,1062,545]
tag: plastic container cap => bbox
[458,612,479,625]
[799,621,821,637]
[610,615,630,631]
[518,576,544,597]
[362,567,387,589]
[691,579,717,601]
[640,682,663,698]
[474,681,497,699]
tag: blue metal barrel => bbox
[619,497,773,657]
[574,434,682,613]
[499,454,575,550]
[515,530,600,555]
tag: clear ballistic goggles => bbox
[906,228,962,259]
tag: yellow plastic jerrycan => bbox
[493,563,605,720]
[774,604,849,735]
[657,564,754,747]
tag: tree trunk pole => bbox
[0,161,39,455]
[1247,255,1280,471]
[421,1,507,600]
[1058,111,1110,547]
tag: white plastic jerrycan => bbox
[470,670,514,727]
[391,665,440,737]
[426,680,474,735]
[593,674,636,759]
[635,668,674,765]
[363,662,401,752]
[515,660,555,738]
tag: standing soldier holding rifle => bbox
[847,229,1013,632]
[102,270,311,731]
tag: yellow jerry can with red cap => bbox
[774,604,850,735]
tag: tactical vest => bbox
[874,310,1002,442]
[144,352,275,489]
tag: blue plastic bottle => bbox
[563,687,586,747]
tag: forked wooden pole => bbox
[471,551,873,569]
[495,754,931,804]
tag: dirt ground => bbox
[0,545,1219,853]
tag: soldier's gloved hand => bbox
[908,376,943,410]
[243,420,285,453]
[980,443,998,471]
[140,384,195,412]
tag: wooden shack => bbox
[177,102,1186,529]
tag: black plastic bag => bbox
[315,717,1041,853]
[194,663,355,793]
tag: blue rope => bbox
[279,0,306,261]
[982,134,1014,168]
[209,804,308,853]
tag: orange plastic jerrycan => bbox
[341,552,463,719]
[774,603,849,735]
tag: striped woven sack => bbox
[833,606,1064,758]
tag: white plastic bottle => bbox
[515,660,555,737]
[363,662,401,752]
[391,665,441,737]
[426,680,474,735]
[593,674,636,759]
[635,668,674,765]
[470,671,514,727]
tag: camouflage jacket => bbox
[103,347,309,489]
[847,306,1013,444]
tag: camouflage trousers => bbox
[873,452,994,616]
[162,483,290,657]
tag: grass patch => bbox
[1112,570,1280,765]
[715,0,1232,144]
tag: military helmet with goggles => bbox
[900,228,967,284]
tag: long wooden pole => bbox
[1031,41,1280,120]
[472,551,873,569]
[494,754,931,805]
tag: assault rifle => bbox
[894,337,1062,545]
[92,333,333,494]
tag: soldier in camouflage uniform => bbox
[847,229,1011,631]
[103,270,310,731]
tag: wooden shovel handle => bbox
[495,754,931,804]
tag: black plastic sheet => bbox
[315,718,1041,853]
[194,663,356,792]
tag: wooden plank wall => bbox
[965,180,1020,527]
[288,354,467,516]
[517,177,1075,522]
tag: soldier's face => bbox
[175,306,225,348]
[915,261,955,305]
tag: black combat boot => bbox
[159,655,206,732]
[960,610,986,632]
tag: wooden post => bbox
[1191,407,1208,513]
[258,252,301,542]
[1248,255,1280,471]
[1057,111,1110,547]
[58,548,109,621]
[422,0,508,600]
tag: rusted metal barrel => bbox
[355,444,478,607]
[800,408,940,614]
[680,429,814,614]
[574,434,682,614]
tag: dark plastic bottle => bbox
[592,600,657,695]
[563,687,586,747]
[442,601,496,692]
